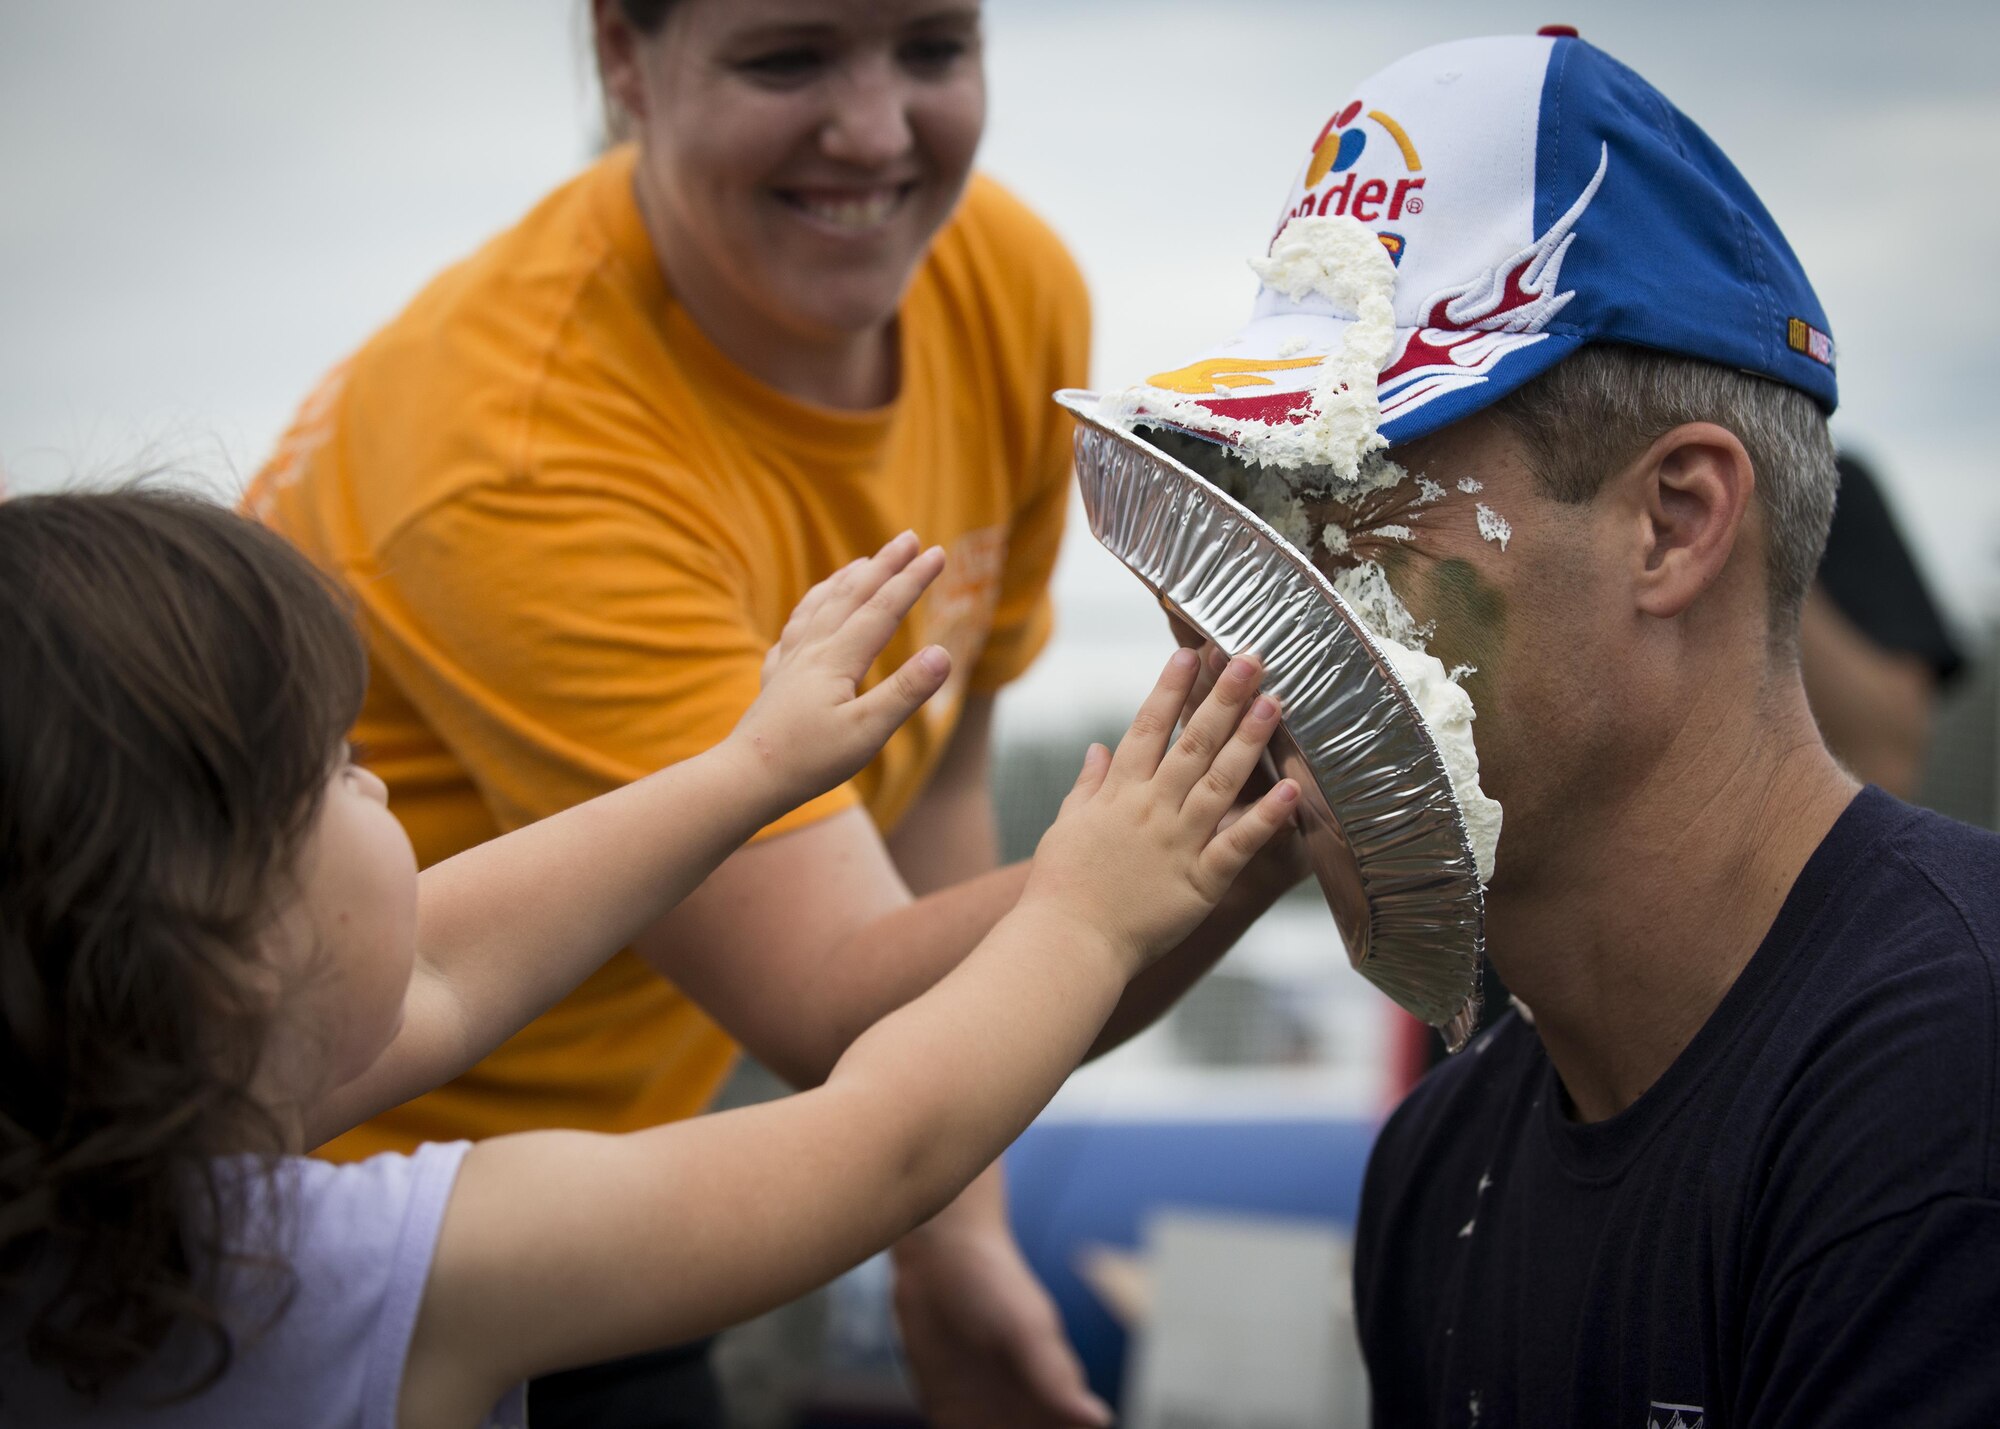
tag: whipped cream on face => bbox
[1370,636,1503,884]
[1475,503,1512,551]
[1333,561,1432,649]
[1330,567,1500,882]
[1232,465,1317,552]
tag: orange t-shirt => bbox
[249,148,1089,1159]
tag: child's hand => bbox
[1021,649,1299,974]
[732,532,953,805]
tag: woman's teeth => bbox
[786,187,907,231]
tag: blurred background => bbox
[5,2,1996,1423]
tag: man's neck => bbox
[1487,673,1858,1123]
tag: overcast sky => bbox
[5,0,1995,727]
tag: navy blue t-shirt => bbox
[1355,788,2000,1428]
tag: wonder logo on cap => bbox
[1285,99,1429,264]
[1124,31,1838,453]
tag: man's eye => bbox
[737,47,825,83]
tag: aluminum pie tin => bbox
[1056,388,1483,1050]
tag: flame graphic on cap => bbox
[1143,355,1324,396]
[1407,141,1607,339]
[1373,143,1610,422]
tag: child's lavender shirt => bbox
[3,1141,526,1428]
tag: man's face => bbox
[1322,414,1635,890]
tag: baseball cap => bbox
[1127,29,1837,451]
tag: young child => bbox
[0,488,1297,1427]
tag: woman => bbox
[252,2,1289,1424]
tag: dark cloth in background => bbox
[527,1340,723,1429]
[1820,453,1964,684]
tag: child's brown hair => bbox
[0,487,366,1399]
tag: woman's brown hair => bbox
[593,0,684,145]
[0,486,366,1400]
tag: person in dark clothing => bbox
[1412,452,1967,1083]
[1801,453,1967,797]
[1206,31,2000,1427]
[1360,788,2000,1426]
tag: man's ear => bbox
[592,0,649,132]
[1629,422,1754,622]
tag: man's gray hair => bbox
[1486,345,1838,648]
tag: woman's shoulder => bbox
[283,152,696,536]
[375,153,661,379]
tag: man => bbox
[1406,446,1969,1091]
[1127,30,2000,1425]
[1802,452,1967,798]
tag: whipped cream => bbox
[1232,465,1317,552]
[1109,213,1506,882]
[1105,215,1399,488]
[1332,556,1503,884]
[1371,635,1503,885]
[1248,213,1396,311]
[1333,560,1432,649]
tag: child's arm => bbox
[397,652,1299,1426]
[303,534,951,1149]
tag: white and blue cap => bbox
[1133,28,1838,447]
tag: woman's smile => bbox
[771,179,922,236]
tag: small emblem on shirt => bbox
[1648,1402,1706,1429]
[248,363,350,517]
